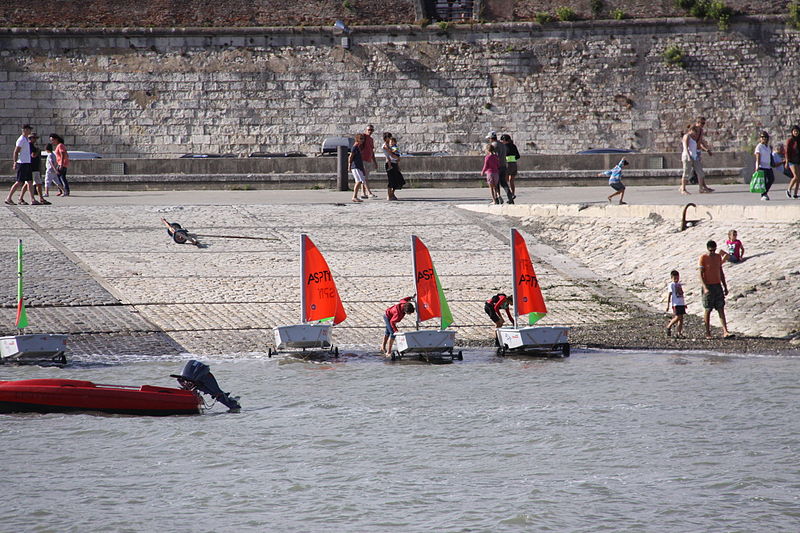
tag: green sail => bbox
[528,312,546,326]
[434,268,453,330]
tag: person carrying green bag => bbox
[753,131,775,200]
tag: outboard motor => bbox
[171,360,241,411]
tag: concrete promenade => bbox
[1,183,798,357]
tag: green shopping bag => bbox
[749,170,766,194]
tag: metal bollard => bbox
[337,145,349,191]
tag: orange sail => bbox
[412,235,452,328]
[511,229,547,325]
[301,235,346,325]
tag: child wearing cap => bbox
[600,158,629,205]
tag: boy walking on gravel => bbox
[665,270,686,337]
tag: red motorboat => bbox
[0,379,203,416]
[0,360,242,416]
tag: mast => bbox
[411,234,420,330]
[15,238,29,331]
[511,228,518,328]
[300,234,307,323]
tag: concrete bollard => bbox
[337,146,349,191]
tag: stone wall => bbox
[1,17,798,157]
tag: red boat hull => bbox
[0,379,202,416]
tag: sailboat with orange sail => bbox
[391,235,462,362]
[270,234,346,357]
[496,229,570,357]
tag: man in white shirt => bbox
[5,124,34,205]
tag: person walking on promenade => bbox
[600,157,628,204]
[24,134,48,205]
[481,143,501,204]
[680,125,713,194]
[43,143,65,197]
[665,270,686,338]
[785,125,800,199]
[501,134,520,199]
[382,295,415,355]
[754,131,775,201]
[348,133,368,203]
[699,240,733,339]
[5,124,34,205]
[382,132,404,201]
[487,131,514,204]
[360,124,378,199]
[49,133,70,196]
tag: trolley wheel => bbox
[456,350,463,361]
[390,351,398,361]
[561,343,571,358]
[332,346,339,358]
[172,229,189,244]
[267,347,273,358]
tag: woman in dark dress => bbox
[382,132,405,201]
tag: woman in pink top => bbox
[481,143,501,205]
[49,133,70,196]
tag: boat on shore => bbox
[496,228,570,357]
[0,240,68,365]
[271,234,346,358]
[392,235,462,363]
[0,360,241,416]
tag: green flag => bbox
[434,268,453,330]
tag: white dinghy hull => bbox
[0,334,68,365]
[271,323,337,356]
[496,326,570,357]
[392,329,461,361]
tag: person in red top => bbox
[359,124,378,199]
[382,295,415,355]
[485,292,513,346]
[699,240,732,339]
[49,133,70,196]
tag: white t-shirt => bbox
[755,143,771,169]
[681,135,698,161]
[668,281,685,306]
[15,135,31,164]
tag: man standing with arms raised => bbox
[5,124,34,205]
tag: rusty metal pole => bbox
[337,145,349,191]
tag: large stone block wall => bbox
[0,17,798,157]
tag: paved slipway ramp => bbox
[1,200,634,357]
[0,207,185,356]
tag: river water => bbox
[2,349,799,532]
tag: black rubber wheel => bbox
[333,346,339,358]
[562,343,571,358]
[390,351,398,361]
[457,350,463,361]
[267,347,273,358]
[173,229,189,244]
[500,344,508,356]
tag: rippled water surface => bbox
[3,349,800,532]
